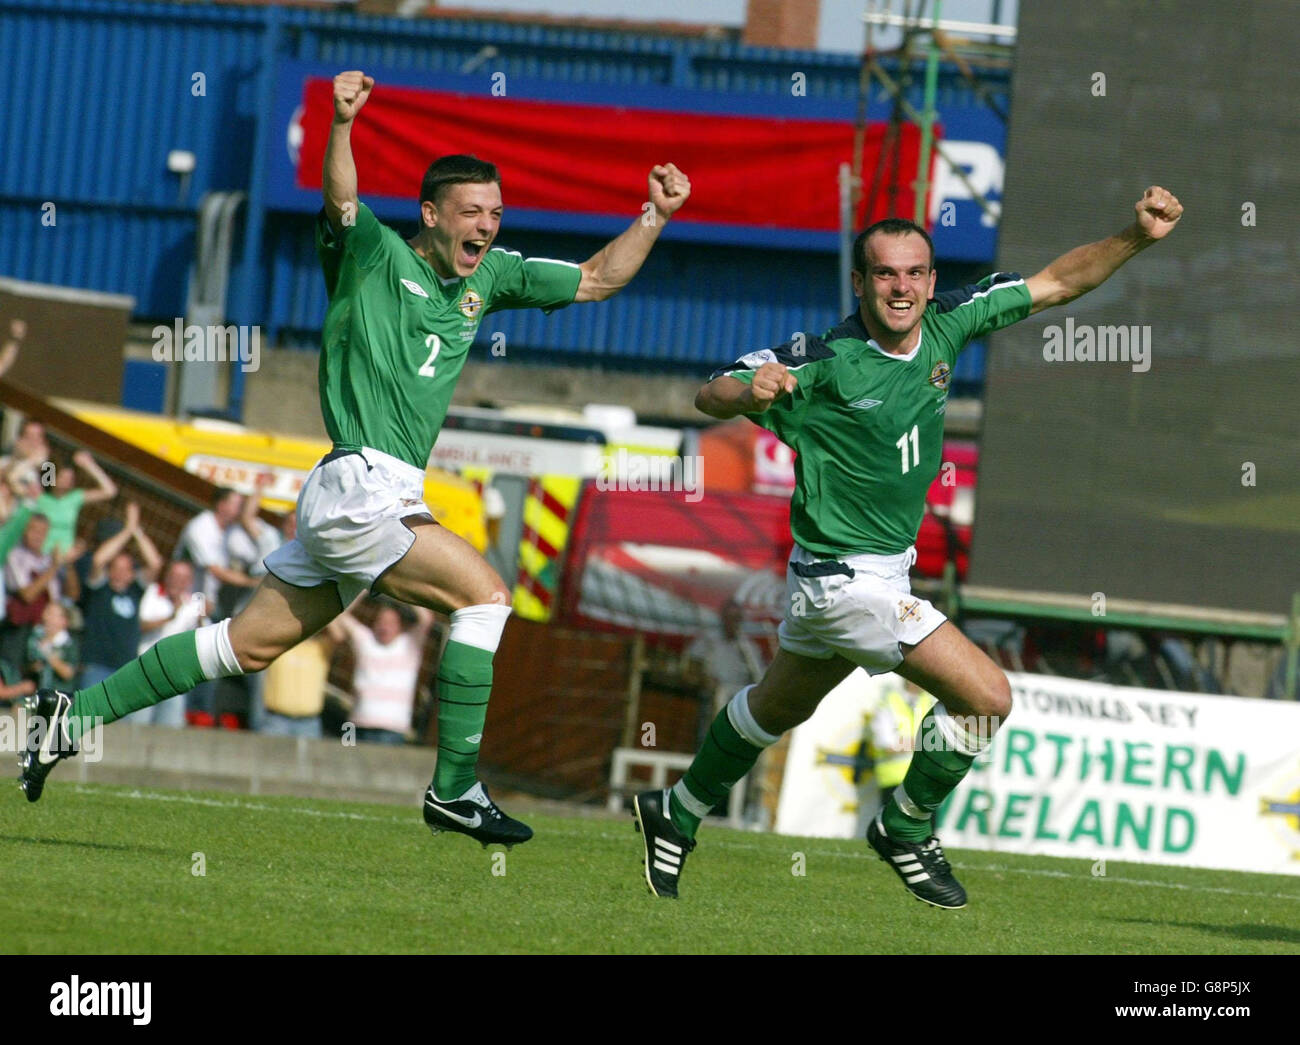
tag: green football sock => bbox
[669,700,768,841]
[431,640,495,799]
[68,632,208,745]
[881,707,979,842]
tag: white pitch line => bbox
[953,861,1300,903]
[73,785,410,826]
[72,786,1300,903]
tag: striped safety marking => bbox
[513,474,581,622]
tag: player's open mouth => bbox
[887,300,914,313]
[460,240,487,266]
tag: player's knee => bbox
[234,645,274,674]
[236,652,263,674]
[228,629,283,674]
[986,669,1013,724]
[444,585,510,613]
[747,685,803,736]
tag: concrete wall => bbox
[4,708,435,807]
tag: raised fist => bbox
[649,163,691,220]
[1135,185,1183,241]
[333,70,375,125]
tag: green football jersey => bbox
[721,273,1032,557]
[315,202,582,469]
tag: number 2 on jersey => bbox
[419,334,441,378]
[895,424,919,474]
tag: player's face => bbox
[856,232,936,338]
[424,182,503,279]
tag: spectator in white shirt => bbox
[219,477,284,617]
[173,488,255,608]
[173,488,254,724]
[337,598,435,745]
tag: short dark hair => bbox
[419,154,501,207]
[853,218,934,273]
[212,487,239,508]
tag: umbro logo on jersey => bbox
[400,278,429,299]
[848,398,883,410]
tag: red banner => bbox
[297,78,925,232]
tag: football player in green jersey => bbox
[635,187,1183,904]
[22,70,690,849]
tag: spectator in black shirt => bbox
[79,502,161,689]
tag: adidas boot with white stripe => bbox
[633,789,696,899]
[867,814,967,909]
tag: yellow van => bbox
[59,401,487,550]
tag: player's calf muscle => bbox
[748,651,854,734]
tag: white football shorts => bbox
[264,446,432,606]
[777,543,947,673]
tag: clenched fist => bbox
[649,163,691,220]
[333,70,374,125]
[747,362,797,412]
[1135,185,1183,241]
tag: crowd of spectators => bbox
[0,415,440,744]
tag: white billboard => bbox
[777,671,1300,876]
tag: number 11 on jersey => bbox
[896,424,919,474]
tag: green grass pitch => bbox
[2,783,1297,954]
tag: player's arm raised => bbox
[323,70,375,235]
[695,362,797,420]
[1024,185,1183,315]
[574,164,690,303]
